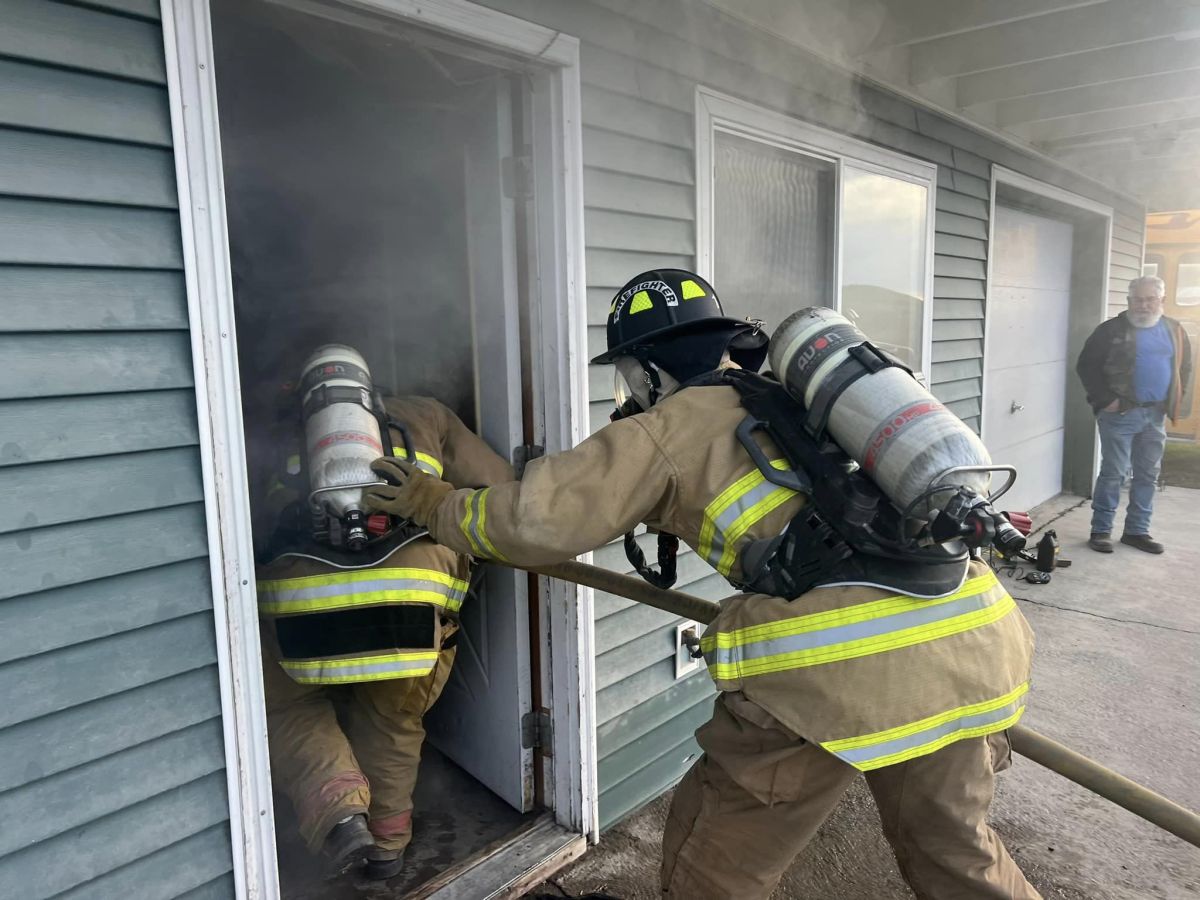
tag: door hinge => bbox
[502,152,534,200]
[522,708,552,753]
[513,443,544,478]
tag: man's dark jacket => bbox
[1076,311,1193,421]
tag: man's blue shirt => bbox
[1133,318,1174,403]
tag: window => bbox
[697,89,935,375]
[1176,252,1200,306]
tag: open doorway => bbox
[208,0,561,893]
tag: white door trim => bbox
[160,2,278,896]
[981,166,1114,448]
[161,1,593,895]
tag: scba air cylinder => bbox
[769,307,991,515]
[300,345,383,549]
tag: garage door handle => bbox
[1010,401,1025,413]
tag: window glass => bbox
[1176,253,1200,306]
[713,131,836,330]
[840,166,929,369]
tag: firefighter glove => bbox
[366,457,454,525]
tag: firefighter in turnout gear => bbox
[366,271,1040,899]
[253,384,512,880]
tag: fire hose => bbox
[516,559,1200,850]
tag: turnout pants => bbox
[662,693,1041,900]
[261,633,456,854]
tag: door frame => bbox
[982,166,1114,501]
[160,1,594,896]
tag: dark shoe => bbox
[1121,533,1164,554]
[1088,533,1113,553]
[363,845,406,881]
[322,814,373,875]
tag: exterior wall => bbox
[0,1,234,896]
[482,0,1145,830]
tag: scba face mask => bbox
[611,355,678,420]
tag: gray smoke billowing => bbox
[211,0,518,529]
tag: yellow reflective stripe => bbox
[702,572,999,651]
[706,595,1015,679]
[715,476,797,576]
[475,488,510,563]
[460,490,487,557]
[257,567,468,615]
[259,589,463,616]
[824,683,1030,753]
[391,447,444,477]
[265,475,288,501]
[823,684,1029,771]
[699,469,761,561]
[699,459,791,568]
[282,650,439,684]
[257,567,467,593]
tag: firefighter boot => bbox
[322,814,374,874]
[364,845,406,880]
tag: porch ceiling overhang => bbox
[705,0,1200,212]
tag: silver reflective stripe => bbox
[463,491,489,558]
[829,695,1025,767]
[283,656,436,682]
[260,577,465,608]
[705,589,1001,669]
[705,477,791,571]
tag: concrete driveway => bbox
[528,488,1200,899]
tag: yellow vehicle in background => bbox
[1144,211,1200,440]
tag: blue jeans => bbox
[1090,406,1167,536]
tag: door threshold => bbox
[409,813,586,900]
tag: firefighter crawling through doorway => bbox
[248,344,513,880]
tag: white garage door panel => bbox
[984,206,1074,512]
[995,428,1065,515]
[983,359,1068,454]
[983,287,1071,368]
[992,210,1074,291]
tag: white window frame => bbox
[161,1,594,896]
[695,87,937,382]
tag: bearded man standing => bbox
[1076,275,1192,554]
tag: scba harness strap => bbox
[723,369,969,601]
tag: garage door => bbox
[984,206,1074,513]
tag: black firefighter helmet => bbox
[591,269,767,381]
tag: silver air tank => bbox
[770,307,992,517]
[299,344,382,551]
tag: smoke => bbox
[212,0,515,532]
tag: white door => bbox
[984,206,1074,513]
[423,76,535,812]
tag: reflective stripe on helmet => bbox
[257,567,468,615]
